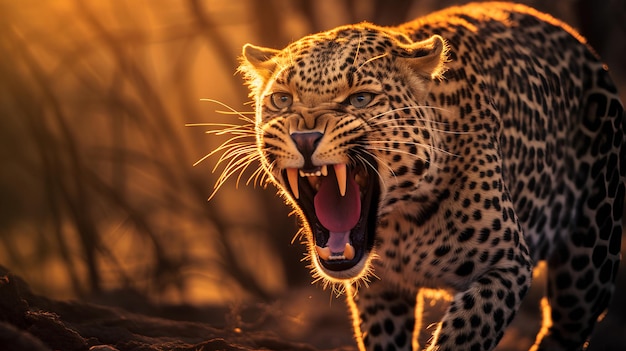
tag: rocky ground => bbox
[1,264,624,351]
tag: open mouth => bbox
[282,158,379,277]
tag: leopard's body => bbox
[235,2,625,350]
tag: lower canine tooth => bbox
[315,246,331,260]
[286,168,299,199]
[344,243,355,260]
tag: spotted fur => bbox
[234,2,624,350]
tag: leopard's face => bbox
[239,25,447,282]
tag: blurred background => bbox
[0,0,624,347]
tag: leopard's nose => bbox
[291,131,323,170]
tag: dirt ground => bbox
[1,256,625,351]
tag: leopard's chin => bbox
[282,158,380,280]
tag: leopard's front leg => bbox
[415,200,535,351]
[425,266,532,351]
[348,218,533,351]
[348,282,418,351]
[349,265,532,351]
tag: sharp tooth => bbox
[334,164,347,196]
[344,243,355,260]
[299,170,305,177]
[321,165,328,176]
[315,246,331,260]
[287,168,299,199]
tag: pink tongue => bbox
[314,171,361,233]
[326,230,350,253]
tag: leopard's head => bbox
[239,24,447,284]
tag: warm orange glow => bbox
[529,296,553,351]
[345,283,367,351]
[416,288,453,350]
[413,289,426,350]
[0,0,295,303]
[3,9,624,351]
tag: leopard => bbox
[225,2,625,351]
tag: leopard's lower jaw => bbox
[315,243,355,261]
[313,250,371,281]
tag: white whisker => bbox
[361,146,441,171]
[367,121,471,135]
[357,53,388,73]
[209,142,256,170]
[199,98,255,123]
[353,34,362,66]
[192,98,264,199]
[354,151,395,189]
[187,123,258,136]
[366,104,452,122]
[365,105,474,135]
[364,140,459,158]
[210,152,262,199]
[213,145,257,173]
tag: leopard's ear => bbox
[240,44,281,81]
[395,35,448,79]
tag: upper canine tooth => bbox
[334,164,347,196]
[287,168,299,199]
[299,170,305,177]
[321,165,328,176]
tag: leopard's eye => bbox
[270,92,293,109]
[347,92,374,108]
